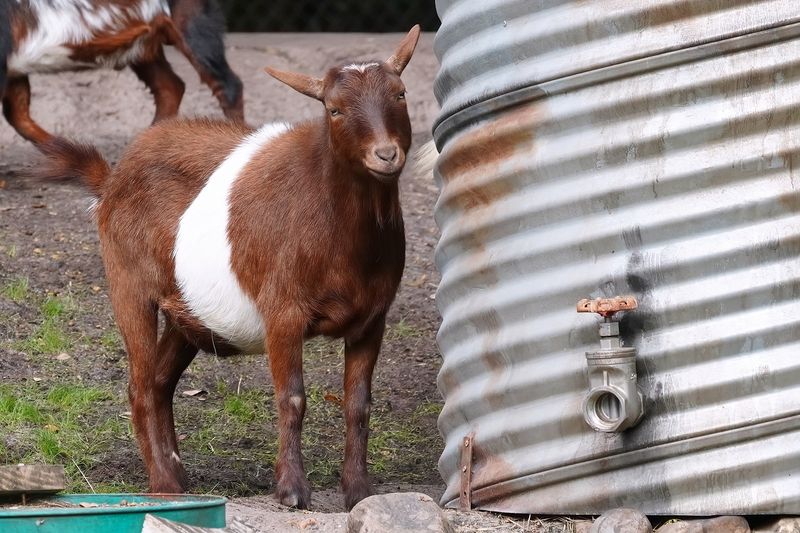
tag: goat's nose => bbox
[374,145,398,163]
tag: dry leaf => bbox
[323,393,343,407]
[182,389,208,401]
[32,377,42,382]
[406,274,427,288]
[79,502,99,508]
[55,353,71,361]
[296,517,318,529]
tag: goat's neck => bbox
[310,120,403,231]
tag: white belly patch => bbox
[173,123,290,353]
[8,0,169,74]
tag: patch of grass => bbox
[0,383,132,493]
[366,400,442,482]
[37,429,62,462]
[2,276,29,302]
[41,296,68,319]
[386,318,423,340]
[223,394,258,424]
[91,481,141,494]
[177,386,277,489]
[47,385,111,410]
[413,401,442,417]
[19,319,72,354]
[99,329,122,352]
[0,390,43,425]
[15,295,77,355]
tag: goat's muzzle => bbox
[365,143,405,182]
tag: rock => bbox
[589,508,652,533]
[752,517,800,533]
[657,516,750,533]
[347,492,454,533]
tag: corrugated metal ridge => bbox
[437,301,800,422]
[433,20,800,145]
[443,412,800,509]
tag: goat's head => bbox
[266,25,420,183]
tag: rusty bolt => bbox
[577,296,638,319]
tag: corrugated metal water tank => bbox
[433,0,800,514]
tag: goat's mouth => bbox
[364,152,405,182]
[366,166,402,182]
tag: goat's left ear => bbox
[386,24,421,75]
[265,67,324,101]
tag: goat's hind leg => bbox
[0,0,10,102]
[149,318,198,490]
[111,279,196,493]
[2,76,53,146]
[167,0,244,121]
[131,48,186,123]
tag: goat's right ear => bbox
[386,24,421,75]
[265,67,324,101]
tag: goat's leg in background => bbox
[168,0,244,122]
[2,76,52,146]
[341,318,386,510]
[131,48,187,123]
[266,309,312,509]
[0,0,9,104]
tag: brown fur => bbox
[39,26,421,511]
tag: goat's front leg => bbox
[341,318,386,510]
[2,76,53,146]
[266,311,311,508]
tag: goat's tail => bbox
[411,138,439,179]
[38,137,111,198]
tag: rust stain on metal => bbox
[459,432,475,511]
[634,0,716,29]
[577,296,638,318]
[438,103,542,211]
[469,440,521,508]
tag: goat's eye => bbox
[397,92,406,101]
[329,108,341,117]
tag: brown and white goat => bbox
[41,25,421,510]
[1,0,243,148]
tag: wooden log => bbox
[0,465,65,495]
[142,514,255,533]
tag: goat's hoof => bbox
[149,480,186,494]
[275,482,311,509]
[343,482,373,511]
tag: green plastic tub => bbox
[0,494,226,532]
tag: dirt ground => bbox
[0,33,573,532]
